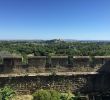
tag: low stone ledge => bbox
[0,72,99,77]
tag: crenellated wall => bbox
[0,56,110,99]
[0,56,110,73]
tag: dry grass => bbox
[12,95,33,100]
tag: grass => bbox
[12,95,33,100]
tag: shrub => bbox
[49,90,61,100]
[60,92,75,100]
[33,89,61,100]
[33,89,81,100]
[0,86,15,100]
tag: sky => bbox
[0,0,110,40]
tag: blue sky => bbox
[0,0,110,40]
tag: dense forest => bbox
[0,39,110,57]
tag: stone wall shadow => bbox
[78,73,110,100]
[97,60,110,73]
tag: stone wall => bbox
[28,56,46,73]
[0,56,110,73]
[51,56,68,68]
[28,56,46,68]
[0,73,110,95]
[0,56,110,99]
[3,57,22,73]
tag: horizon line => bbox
[0,39,110,41]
